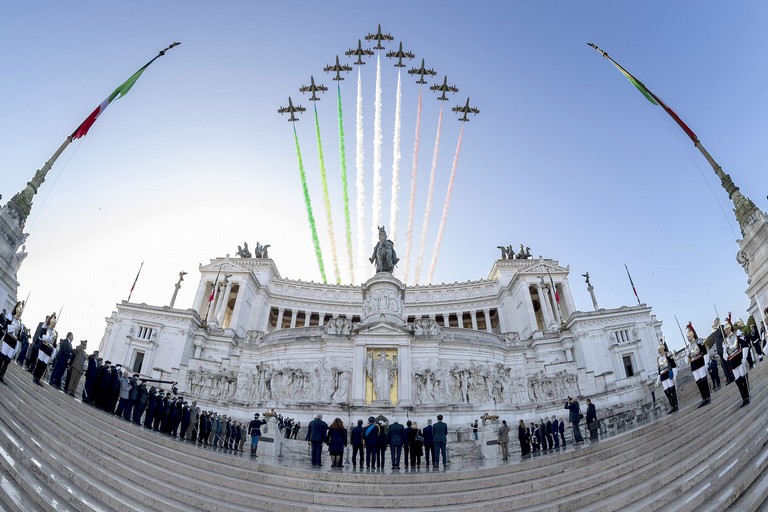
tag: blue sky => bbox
[2,1,766,351]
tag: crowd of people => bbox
[303,413,450,470]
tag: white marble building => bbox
[100,251,664,426]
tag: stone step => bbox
[0,439,50,512]
[1,360,766,511]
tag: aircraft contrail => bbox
[337,85,354,284]
[428,125,464,283]
[314,104,341,284]
[293,125,326,283]
[403,87,423,284]
[371,53,383,248]
[414,106,443,285]
[388,70,403,245]
[355,68,367,281]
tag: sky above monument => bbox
[2,1,766,353]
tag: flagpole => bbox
[588,43,759,235]
[204,264,223,325]
[624,264,641,305]
[127,261,144,302]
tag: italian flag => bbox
[71,43,179,140]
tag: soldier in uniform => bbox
[723,315,751,407]
[657,344,678,413]
[33,313,58,385]
[686,322,711,407]
[0,301,25,383]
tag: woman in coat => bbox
[326,418,348,468]
[409,421,424,468]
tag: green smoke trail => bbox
[337,85,354,283]
[314,104,341,284]
[293,125,327,283]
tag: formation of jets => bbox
[408,59,437,84]
[346,40,374,65]
[323,55,352,81]
[277,97,305,122]
[281,25,479,122]
[365,24,394,50]
[299,76,328,101]
[452,97,480,122]
[430,75,459,101]
[385,42,415,68]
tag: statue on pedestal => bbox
[370,226,399,274]
[367,349,397,401]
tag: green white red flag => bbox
[71,42,180,140]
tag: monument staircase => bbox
[1,360,767,512]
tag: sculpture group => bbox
[496,244,532,260]
[236,241,270,259]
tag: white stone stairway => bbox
[1,361,767,512]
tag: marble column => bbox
[289,310,297,329]
[351,343,368,405]
[276,308,285,331]
[524,285,538,333]
[471,311,478,330]
[536,283,554,328]
[215,281,232,324]
[398,344,412,406]
[483,309,492,333]
[443,315,450,328]
[304,311,311,327]
[549,285,562,325]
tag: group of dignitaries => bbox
[657,314,766,415]
[303,413,450,470]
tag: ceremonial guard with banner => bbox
[686,322,711,408]
[723,315,751,407]
[0,301,25,383]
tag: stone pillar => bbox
[549,285,562,325]
[275,308,284,331]
[471,311,478,330]
[443,315,450,328]
[537,284,554,328]
[524,285,538,333]
[215,281,232,324]
[397,344,412,406]
[588,285,599,311]
[318,313,325,326]
[206,284,220,324]
[289,310,297,329]
[483,309,492,333]
[351,342,367,405]
[229,283,244,330]
[304,311,311,327]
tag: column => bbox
[304,311,311,327]
[397,344,412,406]
[276,308,285,331]
[318,313,325,326]
[536,284,554,328]
[524,286,538,333]
[549,285,562,324]
[289,310,297,329]
[471,311,478,331]
[351,343,368,405]
[206,283,219,323]
[483,309,492,333]
[215,281,233,324]
[443,315,450,328]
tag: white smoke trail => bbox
[355,68,367,282]
[427,126,464,283]
[403,88,423,285]
[371,54,383,248]
[414,106,443,285]
[388,70,403,246]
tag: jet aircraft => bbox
[323,55,353,81]
[452,97,480,122]
[364,24,394,50]
[385,42,415,67]
[345,39,374,65]
[277,97,306,122]
[407,59,437,84]
[430,75,459,101]
[299,76,328,101]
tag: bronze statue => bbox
[236,243,252,258]
[370,226,399,273]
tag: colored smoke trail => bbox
[337,85,354,284]
[314,104,341,284]
[427,126,464,284]
[355,68,367,281]
[293,125,327,283]
[371,53,383,247]
[388,70,403,245]
[403,87,423,284]
[414,106,443,285]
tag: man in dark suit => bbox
[363,416,380,469]
[305,413,329,466]
[350,419,364,468]
[422,418,435,467]
[82,351,99,404]
[403,420,412,468]
[433,414,448,468]
[586,398,598,440]
[387,417,405,469]
[558,417,566,447]
[545,417,554,450]
[551,415,560,448]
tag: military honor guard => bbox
[723,315,751,407]
[686,322,711,407]
[657,343,678,413]
[0,301,25,383]
[33,313,58,385]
